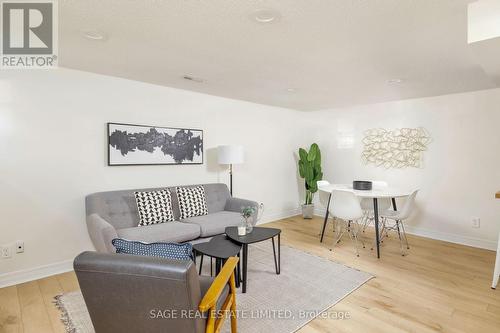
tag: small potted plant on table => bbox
[298,143,323,219]
[241,206,256,234]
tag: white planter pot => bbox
[301,204,314,219]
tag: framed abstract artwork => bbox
[107,122,203,166]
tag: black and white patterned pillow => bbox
[134,189,175,226]
[176,186,208,219]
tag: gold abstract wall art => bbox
[361,127,431,168]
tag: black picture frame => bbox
[107,122,204,166]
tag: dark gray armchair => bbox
[74,252,239,333]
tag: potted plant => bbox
[298,143,323,219]
[241,206,256,233]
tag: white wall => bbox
[2,68,499,287]
[310,88,500,250]
[0,69,305,284]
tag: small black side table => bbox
[225,226,281,293]
[192,234,242,288]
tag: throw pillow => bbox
[176,185,209,219]
[134,189,175,226]
[112,238,194,261]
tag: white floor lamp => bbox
[217,145,244,196]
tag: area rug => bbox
[54,243,373,333]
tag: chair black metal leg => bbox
[210,257,213,276]
[320,194,332,242]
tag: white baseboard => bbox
[0,259,73,289]
[257,207,301,225]
[402,226,497,251]
[313,208,497,251]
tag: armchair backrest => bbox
[74,251,205,333]
[85,183,231,229]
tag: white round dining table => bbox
[318,184,413,258]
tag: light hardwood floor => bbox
[1,216,499,333]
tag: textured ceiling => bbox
[59,0,497,111]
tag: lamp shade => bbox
[217,145,244,164]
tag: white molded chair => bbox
[360,181,392,232]
[317,180,331,208]
[329,190,365,256]
[380,190,419,256]
[317,180,335,236]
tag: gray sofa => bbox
[85,183,258,253]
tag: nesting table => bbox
[192,234,242,287]
[225,226,281,293]
[193,227,282,293]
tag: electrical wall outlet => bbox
[1,245,12,259]
[15,240,24,253]
[471,217,481,228]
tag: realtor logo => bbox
[1,0,58,68]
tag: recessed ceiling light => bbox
[81,30,107,41]
[251,9,281,23]
[286,88,296,92]
[183,75,205,83]
[387,78,404,84]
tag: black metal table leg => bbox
[392,197,397,211]
[320,193,332,243]
[210,257,213,276]
[242,244,248,293]
[373,198,381,259]
[215,258,222,275]
[278,233,281,274]
[272,237,278,274]
[198,254,203,275]
[235,252,241,288]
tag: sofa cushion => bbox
[117,222,201,243]
[182,211,242,237]
[112,238,194,261]
[134,189,175,226]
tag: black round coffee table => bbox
[192,234,242,287]
[225,226,281,293]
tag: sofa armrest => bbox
[86,214,118,253]
[225,197,259,225]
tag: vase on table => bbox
[245,217,253,234]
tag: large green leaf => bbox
[314,147,321,167]
[299,160,307,178]
[299,148,308,162]
[307,144,318,162]
[304,163,314,182]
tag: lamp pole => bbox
[229,164,233,196]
